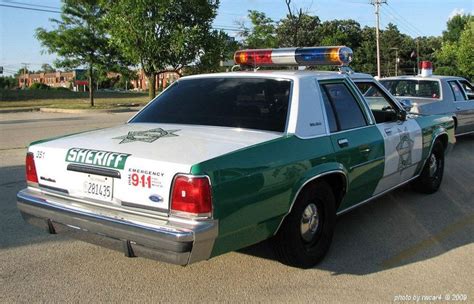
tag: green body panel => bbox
[191,129,385,257]
[330,126,385,210]
[191,135,339,256]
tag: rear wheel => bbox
[272,181,336,268]
[412,140,445,194]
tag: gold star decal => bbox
[113,128,180,144]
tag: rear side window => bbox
[131,78,291,132]
[320,82,367,131]
[448,81,466,101]
[380,79,441,99]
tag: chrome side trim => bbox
[337,131,450,216]
[38,183,69,194]
[336,174,419,216]
[349,156,385,171]
[455,130,474,136]
[273,170,348,235]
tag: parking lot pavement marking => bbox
[381,213,474,268]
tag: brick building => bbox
[130,70,180,91]
[18,69,88,91]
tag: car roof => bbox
[180,70,374,81]
[381,75,467,81]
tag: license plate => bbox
[82,174,113,201]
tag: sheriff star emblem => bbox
[396,127,414,171]
[113,128,180,144]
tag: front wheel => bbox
[412,140,445,194]
[272,181,336,268]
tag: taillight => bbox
[171,175,212,216]
[26,152,38,183]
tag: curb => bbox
[0,107,141,114]
[39,107,141,114]
[0,108,40,113]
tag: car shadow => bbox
[0,165,61,249]
[238,135,474,274]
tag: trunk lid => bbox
[28,123,280,212]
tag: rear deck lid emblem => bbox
[113,128,180,144]
[149,194,163,203]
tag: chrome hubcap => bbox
[428,154,438,177]
[300,203,319,242]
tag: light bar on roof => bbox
[234,46,353,67]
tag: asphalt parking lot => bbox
[0,111,473,303]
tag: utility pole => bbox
[371,0,386,78]
[416,38,420,75]
[390,47,399,76]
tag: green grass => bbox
[0,89,151,109]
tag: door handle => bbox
[385,128,392,135]
[337,138,349,148]
[456,107,461,110]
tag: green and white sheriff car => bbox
[17,47,455,268]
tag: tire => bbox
[412,140,445,194]
[272,181,336,268]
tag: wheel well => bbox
[435,133,448,151]
[300,173,346,211]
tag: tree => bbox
[456,20,474,80]
[277,13,321,47]
[106,0,220,98]
[437,20,474,80]
[0,76,17,89]
[41,63,55,73]
[319,20,361,48]
[36,0,122,106]
[239,10,278,48]
[188,31,239,74]
[442,14,473,43]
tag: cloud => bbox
[448,8,465,20]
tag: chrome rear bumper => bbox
[17,188,218,265]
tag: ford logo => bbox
[148,195,163,203]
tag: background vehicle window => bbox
[449,81,466,101]
[459,80,474,100]
[320,87,338,133]
[355,81,398,123]
[320,82,367,131]
[380,80,440,99]
[131,78,291,132]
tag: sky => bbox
[1,0,473,76]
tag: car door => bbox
[452,79,474,134]
[354,79,423,195]
[319,80,385,210]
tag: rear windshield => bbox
[380,79,441,99]
[131,77,291,132]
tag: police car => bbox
[380,61,474,136]
[17,47,455,268]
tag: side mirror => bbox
[399,99,413,112]
[398,109,407,121]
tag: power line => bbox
[380,9,420,38]
[2,0,59,10]
[0,3,61,13]
[385,3,425,37]
[0,3,243,34]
